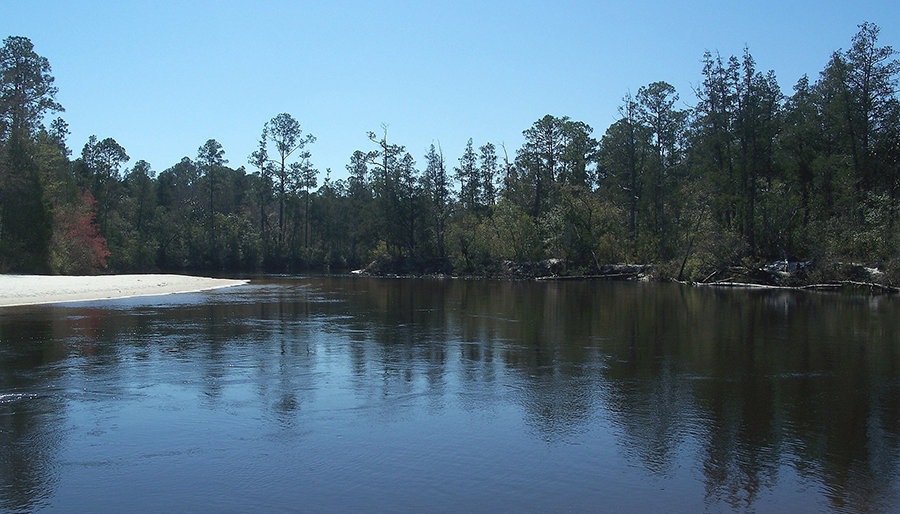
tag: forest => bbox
[1,23,898,283]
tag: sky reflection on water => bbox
[1,277,899,513]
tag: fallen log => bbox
[690,280,898,294]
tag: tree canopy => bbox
[1,24,899,281]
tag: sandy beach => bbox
[0,274,248,307]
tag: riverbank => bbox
[354,256,900,293]
[0,274,248,307]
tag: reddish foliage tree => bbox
[49,190,110,274]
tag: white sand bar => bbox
[0,274,248,307]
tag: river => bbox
[1,277,898,513]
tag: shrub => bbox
[49,190,110,274]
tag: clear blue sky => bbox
[3,0,898,182]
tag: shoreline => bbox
[0,274,248,308]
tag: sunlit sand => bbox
[0,274,247,307]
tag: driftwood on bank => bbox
[692,279,899,294]
[536,272,646,281]
[829,280,899,293]
[684,260,900,294]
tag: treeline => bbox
[1,23,898,278]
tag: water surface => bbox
[1,277,899,513]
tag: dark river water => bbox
[1,277,899,513]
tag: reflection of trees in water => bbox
[488,282,603,440]
[599,292,699,477]
[0,394,64,513]
[598,286,900,512]
[336,279,450,419]
[195,298,318,428]
[0,315,67,512]
[333,278,900,511]
[605,362,697,476]
[0,304,197,511]
[331,278,606,437]
[3,279,900,512]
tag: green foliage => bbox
[0,36,62,138]
[539,186,626,271]
[0,36,60,272]
[455,138,480,213]
[482,200,541,262]
[514,115,598,218]
[0,135,52,272]
[2,26,899,278]
[447,212,486,272]
[678,224,748,282]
